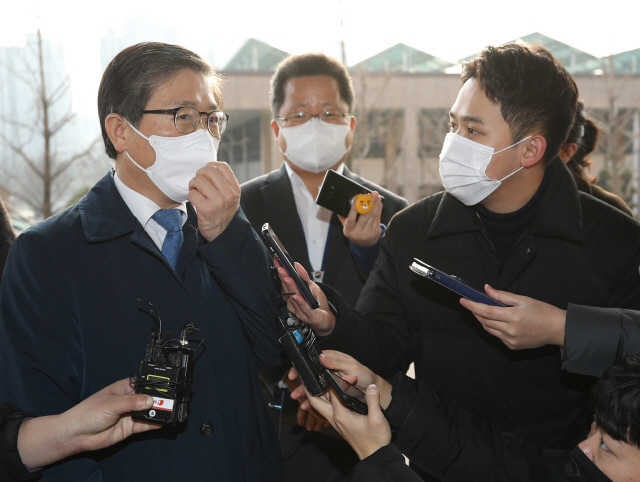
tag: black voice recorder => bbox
[131,300,204,426]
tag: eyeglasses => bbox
[275,110,351,128]
[142,107,229,137]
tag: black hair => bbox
[270,53,354,118]
[98,42,222,160]
[461,43,578,165]
[565,101,599,183]
[592,354,640,447]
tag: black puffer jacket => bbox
[323,158,640,450]
[0,403,42,481]
[563,304,640,377]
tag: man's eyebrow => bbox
[449,112,487,126]
[172,100,219,110]
[290,101,333,110]
[463,116,486,125]
[603,434,624,457]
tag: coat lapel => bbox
[80,171,197,286]
[321,167,355,286]
[260,165,312,271]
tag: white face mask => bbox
[124,121,219,203]
[439,133,532,206]
[281,118,351,173]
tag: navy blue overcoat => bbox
[0,172,283,481]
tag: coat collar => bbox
[79,171,138,243]
[428,158,583,243]
[79,171,199,244]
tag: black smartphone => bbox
[323,368,368,415]
[315,169,384,218]
[410,258,506,307]
[262,223,320,309]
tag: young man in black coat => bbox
[277,43,640,480]
[240,53,407,481]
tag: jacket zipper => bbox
[480,230,502,274]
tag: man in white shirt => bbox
[240,52,407,482]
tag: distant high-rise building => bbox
[0,33,104,218]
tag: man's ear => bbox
[521,135,547,168]
[270,119,280,140]
[105,114,128,153]
[349,115,356,133]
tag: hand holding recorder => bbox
[17,379,160,471]
[262,225,369,421]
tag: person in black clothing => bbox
[559,101,633,217]
[241,53,408,308]
[0,379,159,482]
[0,194,16,286]
[276,42,640,481]
[241,53,407,481]
[304,351,640,482]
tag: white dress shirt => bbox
[284,162,345,282]
[113,171,187,251]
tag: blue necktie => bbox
[152,209,184,271]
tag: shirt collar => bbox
[283,162,345,191]
[113,171,187,228]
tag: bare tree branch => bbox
[51,137,101,180]
[0,115,35,132]
[48,109,78,136]
[2,173,39,209]
[46,77,70,107]
[0,132,43,179]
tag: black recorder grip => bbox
[280,327,328,396]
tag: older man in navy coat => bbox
[0,43,282,481]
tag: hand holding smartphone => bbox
[262,223,320,309]
[323,369,368,415]
[316,169,385,218]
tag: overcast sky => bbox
[3,0,639,113]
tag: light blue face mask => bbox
[439,133,532,206]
